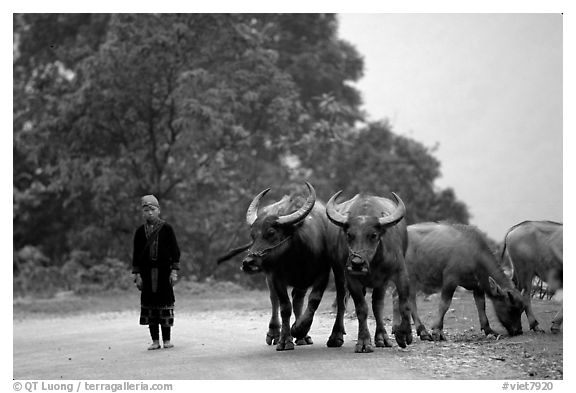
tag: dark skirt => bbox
[139,306,174,326]
[138,267,175,326]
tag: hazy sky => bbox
[337,13,563,240]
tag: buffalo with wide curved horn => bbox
[324,189,412,353]
[216,182,348,352]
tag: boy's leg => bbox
[162,326,173,348]
[148,324,161,350]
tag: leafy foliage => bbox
[305,121,470,224]
[13,14,471,295]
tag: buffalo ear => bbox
[489,277,505,297]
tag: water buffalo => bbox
[326,191,413,353]
[218,182,347,351]
[400,222,525,341]
[501,220,563,333]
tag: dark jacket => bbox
[132,222,180,307]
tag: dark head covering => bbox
[141,194,160,208]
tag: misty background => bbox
[338,14,562,241]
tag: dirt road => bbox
[13,294,563,380]
[14,309,425,380]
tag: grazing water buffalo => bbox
[501,221,563,333]
[218,182,347,351]
[400,222,525,341]
[326,191,413,353]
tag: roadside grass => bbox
[12,279,271,320]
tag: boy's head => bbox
[141,194,160,223]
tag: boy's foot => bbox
[163,341,174,349]
[147,341,161,350]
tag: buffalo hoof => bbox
[394,332,412,348]
[482,327,501,340]
[295,336,313,345]
[431,329,446,341]
[393,323,413,348]
[416,325,432,341]
[355,339,374,353]
[375,331,393,348]
[486,331,502,340]
[551,324,562,334]
[276,338,295,351]
[419,331,433,341]
[266,332,280,345]
[531,323,545,333]
[291,319,313,340]
[327,336,344,348]
[375,337,393,348]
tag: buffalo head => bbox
[241,182,316,274]
[326,191,406,276]
[488,277,525,336]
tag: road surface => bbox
[13,306,562,380]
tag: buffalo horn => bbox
[325,190,348,227]
[378,192,406,227]
[246,188,271,226]
[276,182,317,226]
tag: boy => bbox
[132,195,180,349]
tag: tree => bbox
[303,120,470,224]
[14,14,112,258]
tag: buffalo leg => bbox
[392,284,431,341]
[391,269,413,348]
[273,279,294,351]
[291,287,313,345]
[265,275,280,345]
[327,265,347,348]
[518,275,544,332]
[391,287,400,334]
[408,287,432,341]
[292,287,306,320]
[348,278,372,353]
[550,287,563,333]
[372,285,393,347]
[472,288,499,337]
[551,309,563,333]
[292,272,330,344]
[431,284,457,341]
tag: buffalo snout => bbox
[350,255,363,265]
[241,257,262,274]
[347,257,369,275]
